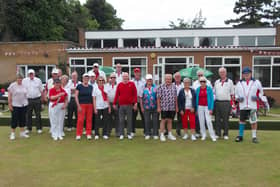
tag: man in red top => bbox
[113,72,137,140]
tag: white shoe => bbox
[212,138,217,142]
[215,135,219,139]
[53,137,58,141]
[201,136,206,141]
[87,135,92,140]
[58,136,63,140]
[168,134,176,141]
[37,129,43,134]
[94,135,99,140]
[10,132,15,140]
[25,130,30,134]
[61,131,65,137]
[153,136,159,140]
[103,135,109,140]
[160,134,166,142]
[127,135,133,140]
[195,133,200,138]
[191,135,197,141]
[66,128,72,132]
[131,132,135,137]
[145,135,150,140]
[76,136,81,140]
[224,136,229,140]
[20,132,29,138]
[182,134,189,140]
[119,135,124,140]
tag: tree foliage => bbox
[169,10,206,29]
[225,0,280,27]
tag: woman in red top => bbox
[48,78,68,141]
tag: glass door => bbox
[153,64,163,85]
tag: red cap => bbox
[134,68,141,73]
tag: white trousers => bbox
[198,106,215,139]
[49,103,65,138]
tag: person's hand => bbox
[141,108,144,113]
[78,105,82,112]
[190,108,195,113]
[209,110,213,115]
[108,107,111,114]
[61,104,67,110]
[237,97,244,102]
[133,103,137,111]
[251,96,258,101]
[157,107,161,113]
[59,92,65,97]
[176,107,179,113]
[180,111,184,116]
[8,104,13,111]
[94,109,98,115]
[113,104,117,110]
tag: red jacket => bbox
[113,81,137,106]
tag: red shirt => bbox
[199,87,208,106]
[113,81,137,106]
[49,87,67,103]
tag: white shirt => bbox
[184,89,193,109]
[105,83,117,103]
[46,78,54,98]
[115,72,123,84]
[173,82,184,96]
[22,77,43,99]
[92,86,109,109]
[8,82,28,107]
[192,79,212,90]
[95,70,107,82]
[235,79,263,110]
[214,78,234,101]
[66,80,81,97]
[132,78,145,102]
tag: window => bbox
[257,36,274,46]
[140,38,155,47]
[69,58,103,80]
[253,56,280,88]
[161,38,176,47]
[178,37,194,47]
[87,39,101,48]
[103,39,118,48]
[217,37,233,46]
[199,37,215,47]
[239,36,256,46]
[124,39,138,47]
[113,57,147,79]
[17,65,55,84]
[205,57,241,84]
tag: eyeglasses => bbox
[200,81,206,83]
[198,75,203,77]
[98,80,105,82]
[110,77,116,79]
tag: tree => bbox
[225,0,272,27]
[85,0,124,30]
[169,10,206,29]
[263,0,280,26]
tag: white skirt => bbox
[49,102,66,138]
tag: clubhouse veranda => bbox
[1,25,280,104]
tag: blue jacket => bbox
[178,88,196,112]
[196,86,214,110]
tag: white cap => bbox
[28,69,35,74]
[52,68,59,74]
[145,74,153,80]
[93,63,99,67]
[83,73,89,77]
[88,71,96,77]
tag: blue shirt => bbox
[76,84,93,104]
[141,84,157,110]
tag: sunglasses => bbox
[110,77,116,78]
[200,81,206,83]
[198,75,203,77]
[98,80,105,82]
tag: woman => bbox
[75,73,93,140]
[61,75,71,103]
[93,76,111,140]
[178,78,196,141]
[8,73,29,140]
[196,76,216,142]
[140,74,158,140]
[48,78,68,141]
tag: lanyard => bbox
[241,80,254,107]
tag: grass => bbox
[0,127,279,187]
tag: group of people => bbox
[8,63,264,143]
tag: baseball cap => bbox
[28,69,35,74]
[52,68,59,74]
[145,74,153,80]
[134,68,141,73]
[83,73,89,77]
[242,67,252,74]
[93,63,99,67]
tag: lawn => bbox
[0,127,279,187]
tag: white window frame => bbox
[69,57,103,74]
[252,56,280,89]
[112,56,148,79]
[17,64,56,83]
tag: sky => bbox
[79,0,237,29]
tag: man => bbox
[131,68,145,136]
[93,63,106,82]
[113,72,137,140]
[115,63,123,84]
[235,67,264,143]
[214,67,234,140]
[192,69,212,137]
[105,72,119,136]
[66,71,81,131]
[22,69,45,134]
[173,72,184,136]
[157,74,178,142]
[88,71,97,135]
[45,68,59,99]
